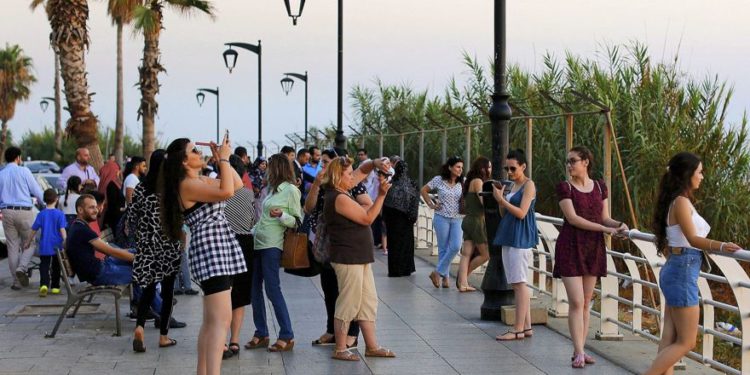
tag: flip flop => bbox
[364,346,396,358]
[159,338,177,348]
[312,335,335,346]
[332,348,360,361]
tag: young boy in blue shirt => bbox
[24,189,67,296]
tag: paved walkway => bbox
[0,253,633,375]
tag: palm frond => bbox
[165,0,216,19]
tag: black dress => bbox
[383,206,416,277]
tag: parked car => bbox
[25,160,62,174]
[37,173,63,195]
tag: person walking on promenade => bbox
[421,156,465,288]
[645,152,740,375]
[245,154,300,352]
[305,149,385,347]
[553,146,628,368]
[0,147,45,289]
[492,150,538,340]
[456,156,492,291]
[159,136,246,375]
[383,158,418,277]
[24,188,66,296]
[59,147,100,191]
[129,149,184,353]
[221,154,257,359]
[324,156,396,361]
[61,176,82,225]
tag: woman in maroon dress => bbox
[553,146,628,369]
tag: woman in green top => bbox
[456,156,491,292]
[246,154,302,352]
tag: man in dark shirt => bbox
[66,194,135,285]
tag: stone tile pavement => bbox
[0,253,633,375]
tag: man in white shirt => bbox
[123,156,146,204]
[59,148,100,191]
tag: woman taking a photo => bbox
[383,157,419,277]
[492,150,537,341]
[645,152,740,374]
[160,136,246,375]
[324,156,395,361]
[245,154,301,352]
[129,149,183,352]
[456,156,491,291]
[421,156,464,288]
[553,146,627,369]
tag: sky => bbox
[2,0,749,155]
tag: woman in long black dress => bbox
[383,158,418,277]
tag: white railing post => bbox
[596,251,624,340]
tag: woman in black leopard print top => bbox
[128,149,184,351]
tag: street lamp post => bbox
[223,41,263,157]
[282,0,346,150]
[481,0,515,321]
[280,71,308,145]
[196,87,220,143]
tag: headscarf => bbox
[384,159,419,224]
[98,160,122,195]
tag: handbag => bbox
[281,217,310,270]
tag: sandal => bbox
[132,338,146,353]
[523,328,534,337]
[268,338,295,352]
[222,342,239,359]
[571,353,585,368]
[244,336,269,350]
[457,284,477,292]
[312,334,335,346]
[332,348,360,361]
[429,271,440,288]
[346,337,359,349]
[495,330,525,341]
[583,353,596,364]
[365,346,396,358]
[158,338,177,348]
[441,277,450,288]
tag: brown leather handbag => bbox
[282,218,309,269]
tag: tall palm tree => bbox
[107,0,141,165]
[31,0,104,169]
[133,0,214,160]
[0,44,36,158]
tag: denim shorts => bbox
[659,248,702,307]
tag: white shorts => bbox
[502,246,531,284]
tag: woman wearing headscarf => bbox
[383,158,418,277]
[98,159,125,231]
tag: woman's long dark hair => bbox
[63,176,82,208]
[440,156,464,184]
[463,156,491,195]
[570,146,594,177]
[159,139,190,241]
[143,149,166,195]
[652,152,702,253]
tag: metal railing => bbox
[414,206,750,374]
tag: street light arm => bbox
[197,88,219,96]
[283,72,308,82]
[225,42,260,55]
[42,96,56,101]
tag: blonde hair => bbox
[322,156,353,190]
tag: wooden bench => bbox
[44,247,129,338]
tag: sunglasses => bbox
[566,158,581,166]
[503,166,518,173]
[191,146,202,155]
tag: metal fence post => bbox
[465,126,471,163]
[379,133,384,157]
[526,118,533,179]
[442,129,447,163]
[399,134,405,159]
[418,130,425,188]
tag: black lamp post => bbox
[481,0,515,321]
[223,41,263,157]
[196,87,220,143]
[283,0,306,25]
[280,71,308,145]
[282,0,346,150]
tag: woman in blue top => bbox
[492,149,538,341]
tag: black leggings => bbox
[320,265,360,337]
[136,274,176,335]
[39,255,61,289]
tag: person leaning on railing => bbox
[553,146,629,369]
[644,152,741,375]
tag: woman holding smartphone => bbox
[159,134,245,375]
[645,152,740,374]
[553,146,628,368]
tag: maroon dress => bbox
[553,179,608,278]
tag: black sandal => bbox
[495,330,525,341]
[222,342,240,359]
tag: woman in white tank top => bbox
[645,152,740,375]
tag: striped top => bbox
[224,187,256,235]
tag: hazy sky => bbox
[2,0,748,154]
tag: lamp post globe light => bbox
[282,0,346,151]
[481,0,515,321]
[196,87,220,143]
[283,0,306,25]
[40,96,54,112]
[223,41,263,157]
[280,71,309,144]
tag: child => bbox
[61,175,82,227]
[24,189,67,297]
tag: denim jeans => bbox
[94,252,133,286]
[433,214,463,277]
[251,247,294,339]
[173,251,192,291]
